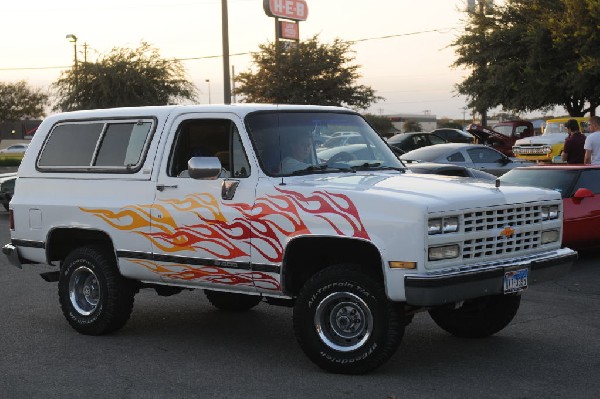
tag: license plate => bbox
[503,268,528,294]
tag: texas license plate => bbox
[503,268,528,294]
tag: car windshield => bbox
[499,168,578,198]
[246,111,403,176]
[543,122,568,135]
[491,125,513,137]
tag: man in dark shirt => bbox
[561,119,586,164]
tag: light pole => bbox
[205,79,211,104]
[66,34,78,87]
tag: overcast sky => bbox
[1,0,533,120]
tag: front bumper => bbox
[404,248,576,306]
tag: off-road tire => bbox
[58,246,136,335]
[204,290,262,311]
[429,294,521,338]
[293,264,404,374]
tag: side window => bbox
[169,119,250,179]
[574,170,600,194]
[429,134,446,145]
[467,148,502,163]
[447,152,465,162]
[38,120,153,170]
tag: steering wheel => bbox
[327,151,355,163]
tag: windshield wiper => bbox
[290,164,355,176]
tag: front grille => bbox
[513,147,547,155]
[462,205,542,259]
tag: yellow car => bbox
[512,117,590,162]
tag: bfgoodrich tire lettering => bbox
[293,264,404,374]
[429,294,521,338]
[58,246,136,335]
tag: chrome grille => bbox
[462,205,543,259]
[513,147,546,155]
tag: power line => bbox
[0,26,459,72]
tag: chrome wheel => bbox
[69,266,100,316]
[314,292,373,352]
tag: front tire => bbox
[429,294,521,338]
[58,246,136,335]
[204,290,262,311]
[293,264,404,374]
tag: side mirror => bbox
[573,187,594,200]
[188,156,222,180]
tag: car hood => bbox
[466,124,511,144]
[515,134,567,146]
[285,172,559,212]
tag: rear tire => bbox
[204,290,262,311]
[429,294,521,338]
[293,264,404,374]
[58,246,136,335]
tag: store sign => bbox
[263,0,308,21]
[279,21,299,40]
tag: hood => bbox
[285,172,560,213]
[466,124,511,145]
[515,133,566,146]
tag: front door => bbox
[148,113,258,293]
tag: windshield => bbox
[246,111,403,176]
[491,125,513,137]
[543,122,568,135]
[499,168,578,198]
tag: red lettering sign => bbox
[263,0,308,21]
[279,21,299,40]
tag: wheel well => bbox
[46,228,114,264]
[281,237,383,297]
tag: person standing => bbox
[561,119,586,164]
[584,116,600,164]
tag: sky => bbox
[1,0,520,120]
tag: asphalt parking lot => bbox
[0,210,598,399]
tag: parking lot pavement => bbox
[0,211,598,398]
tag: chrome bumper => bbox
[3,243,22,269]
[404,248,577,306]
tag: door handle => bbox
[156,184,178,191]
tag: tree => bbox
[234,35,382,110]
[362,114,397,137]
[52,42,197,111]
[403,121,422,132]
[453,0,600,117]
[0,81,49,121]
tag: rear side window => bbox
[38,119,154,172]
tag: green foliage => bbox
[403,121,422,132]
[362,114,397,136]
[437,119,464,129]
[52,42,197,111]
[453,0,600,117]
[0,156,22,166]
[0,81,49,121]
[234,35,382,110]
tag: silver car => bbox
[399,143,533,176]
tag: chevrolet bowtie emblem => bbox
[500,226,515,238]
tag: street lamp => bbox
[205,79,211,104]
[65,34,78,70]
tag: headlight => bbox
[428,244,460,261]
[541,229,560,244]
[542,145,552,154]
[541,205,559,220]
[428,216,459,235]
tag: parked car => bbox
[0,173,17,210]
[399,143,533,176]
[468,120,534,156]
[0,143,29,154]
[387,132,447,154]
[499,165,600,250]
[318,134,364,149]
[430,128,474,144]
[406,162,496,180]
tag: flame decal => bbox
[130,259,280,290]
[82,188,369,266]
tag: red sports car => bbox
[499,165,600,250]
